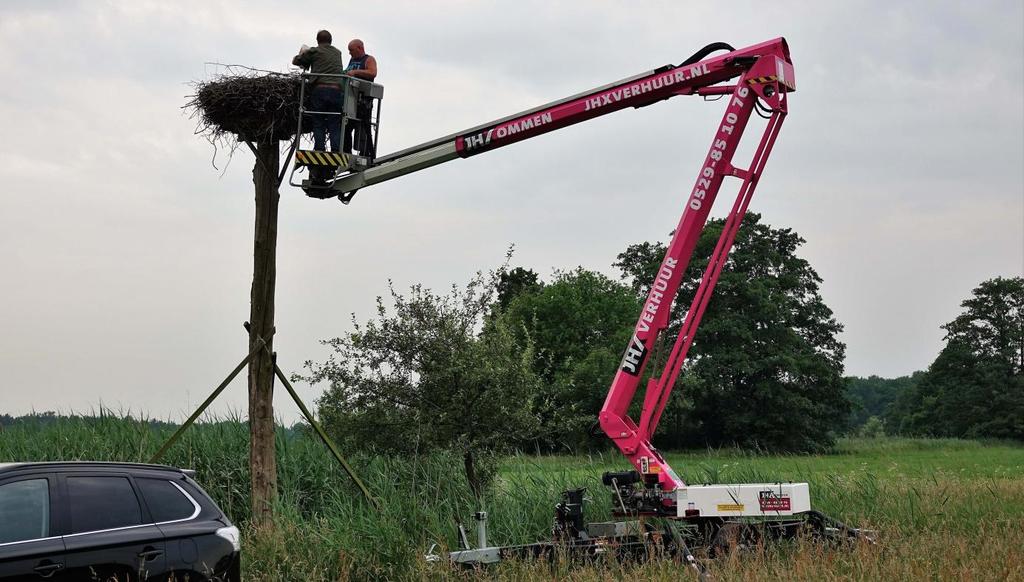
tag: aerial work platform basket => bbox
[288,72,383,202]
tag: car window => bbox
[137,478,196,522]
[0,479,49,543]
[66,476,142,534]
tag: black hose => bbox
[642,42,738,107]
[678,42,736,67]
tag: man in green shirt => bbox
[293,30,346,156]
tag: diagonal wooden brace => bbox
[149,326,277,464]
[247,328,379,511]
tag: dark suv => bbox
[0,462,240,581]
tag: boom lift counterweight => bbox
[291,38,869,567]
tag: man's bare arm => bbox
[347,55,377,80]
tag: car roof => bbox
[0,461,195,477]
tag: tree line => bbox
[0,411,180,431]
[302,212,1023,477]
[6,214,1018,481]
[300,212,854,489]
[849,277,1023,439]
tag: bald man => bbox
[343,39,377,81]
[343,39,378,157]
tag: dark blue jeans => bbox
[309,86,343,152]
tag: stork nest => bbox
[186,68,305,143]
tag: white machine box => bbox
[676,483,810,518]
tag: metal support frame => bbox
[287,72,382,195]
[278,139,298,186]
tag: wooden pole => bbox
[248,139,280,525]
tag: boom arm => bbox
[324,39,793,198]
[316,39,796,503]
[600,44,794,499]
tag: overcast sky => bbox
[1,1,1021,423]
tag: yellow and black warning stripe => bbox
[747,75,778,85]
[295,150,350,167]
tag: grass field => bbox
[492,441,1024,581]
[1,415,1022,580]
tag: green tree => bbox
[889,277,1024,439]
[496,266,542,311]
[858,416,886,439]
[497,268,641,449]
[300,267,543,497]
[614,212,848,452]
[845,374,920,431]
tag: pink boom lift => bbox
[290,38,867,567]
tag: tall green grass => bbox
[2,412,1022,580]
[0,412,487,577]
